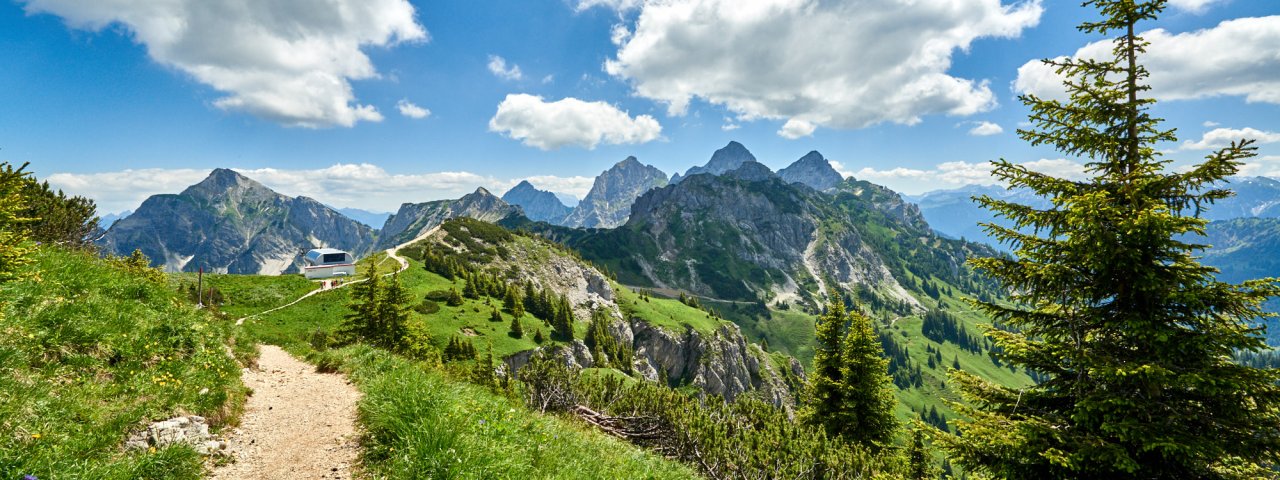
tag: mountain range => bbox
[99,168,376,274]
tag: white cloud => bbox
[23,0,426,128]
[1203,121,1220,127]
[487,55,523,81]
[1181,127,1280,150]
[968,121,1004,136]
[46,164,597,214]
[828,160,854,179]
[777,119,816,139]
[721,122,740,132]
[396,99,430,119]
[1168,0,1224,14]
[1015,16,1280,105]
[1239,155,1280,177]
[541,74,555,84]
[576,0,643,12]
[488,94,662,150]
[854,158,1087,194]
[603,0,1042,131]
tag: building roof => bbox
[307,248,349,255]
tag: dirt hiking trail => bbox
[211,345,361,479]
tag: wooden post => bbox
[197,266,204,307]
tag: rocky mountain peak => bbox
[561,157,669,229]
[502,180,572,224]
[724,161,777,182]
[674,141,758,183]
[777,151,844,191]
[182,168,275,200]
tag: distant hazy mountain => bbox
[671,140,756,184]
[501,180,573,224]
[100,210,132,228]
[99,169,376,274]
[377,187,518,249]
[335,207,392,230]
[561,156,669,229]
[911,176,1280,251]
[555,193,580,208]
[777,151,844,191]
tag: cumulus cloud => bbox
[968,121,1004,136]
[396,99,430,119]
[46,164,597,214]
[1238,155,1280,177]
[602,0,1042,131]
[853,158,1087,194]
[1015,16,1280,105]
[778,119,816,139]
[487,55,523,81]
[1168,0,1224,14]
[576,0,643,12]
[1180,127,1280,150]
[721,122,741,132]
[488,94,662,150]
[23,0,426,128]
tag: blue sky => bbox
[2,0,1278,213]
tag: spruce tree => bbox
[802,292,849,434]
[906,427,935,480]
[373,273,411,351]
[341,261,382,343]
[510,315,523,339]
[941,1,1280,477]
[0,162,34,299]
[446,287,464,307]
[802,291,897,449]
[839,302,898,449]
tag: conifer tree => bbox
[533,328,545,344]
[341,261,382,342]
[941,1,1280,477]
[803,292,849,434]
[802,291,898,449]
[839,302,898,449]
[446,287,464,307]
[372,273,411,351]
[463,274,479,298]
[490,307,503,322]
[0,162,34,308]
[510,315,523,339]
[906,427,935,480]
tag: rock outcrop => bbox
[671,141,757,184]
[561,157,669,229]
[777,151,844,191]
[99,169,376,274]
[501,180,573,224]
[125,415,229,456]
[376,187,518,248]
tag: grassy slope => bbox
[0,249,247,480]
[227,266,697,478]
[614,285,728,335]
[337,345,696,479]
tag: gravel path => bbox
[211,345,361,479]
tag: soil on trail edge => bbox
[212,345,361,479]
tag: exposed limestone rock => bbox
[125,415,229,456]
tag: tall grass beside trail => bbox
[322,345,698,480]
[0,248,249,480]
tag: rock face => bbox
[671,140,757,183]
[777,151,844,191]
[561,157,669,229]
[99,169,376,274]
[419,221,801,409]
[508,163,992,312]
[125,415,228,456]
[501,180,573,224]
[376,187,518,249]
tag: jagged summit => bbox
[777,151,844,191]
[502,180,572,224]
[561,156,669,229]
[673,141,757,183]
[724,161,776,182]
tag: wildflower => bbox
[23,475,37,480]
[149,446,156,454]
[30,433,40,439]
